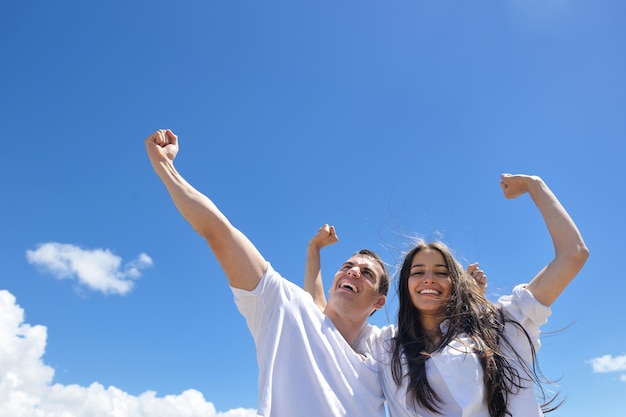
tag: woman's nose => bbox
[422,271,435,282]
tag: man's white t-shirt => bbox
[232,263,386,417]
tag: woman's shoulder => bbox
[497,284,552,327]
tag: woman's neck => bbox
[420,315,445,351]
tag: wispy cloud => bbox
[588,354,626,382]
[0,289,256,417]
[26,243,153,295]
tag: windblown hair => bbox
[390,241,560,417]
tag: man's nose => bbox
[347,266,361,277]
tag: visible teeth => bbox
[340,282,358,293]
[420,289,439,295]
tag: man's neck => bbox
[324,307,367,349]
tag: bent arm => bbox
[501,174,589,306]
[146,130,266,290]
[304,224,338,311]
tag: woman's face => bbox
[407,248,453,318]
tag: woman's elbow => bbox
[570,243,590,269]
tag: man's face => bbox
[327,254,386,317]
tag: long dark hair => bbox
[390,241,560,417]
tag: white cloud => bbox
[0,290,256,417]
[588,354,626,373]
[26,243,153,295]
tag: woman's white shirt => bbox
[369,285,551,417]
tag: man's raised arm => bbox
[145,129,266,290]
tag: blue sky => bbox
[1,1,624,416]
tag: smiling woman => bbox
[373,174,589,417]
[406,247,453,328]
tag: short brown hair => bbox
[354,249,389,296]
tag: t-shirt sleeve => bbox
[231,262,310,339]
[231,262,277,334]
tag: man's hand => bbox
[145,129,179,162]
[309,224,339,250]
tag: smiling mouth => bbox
[339,282,358,293]
[419,289,441,295]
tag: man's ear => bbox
[374,294,386,310]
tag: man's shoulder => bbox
[354,323,396,353]
[232,263,299,294]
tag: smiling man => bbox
[146,129,389,417]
